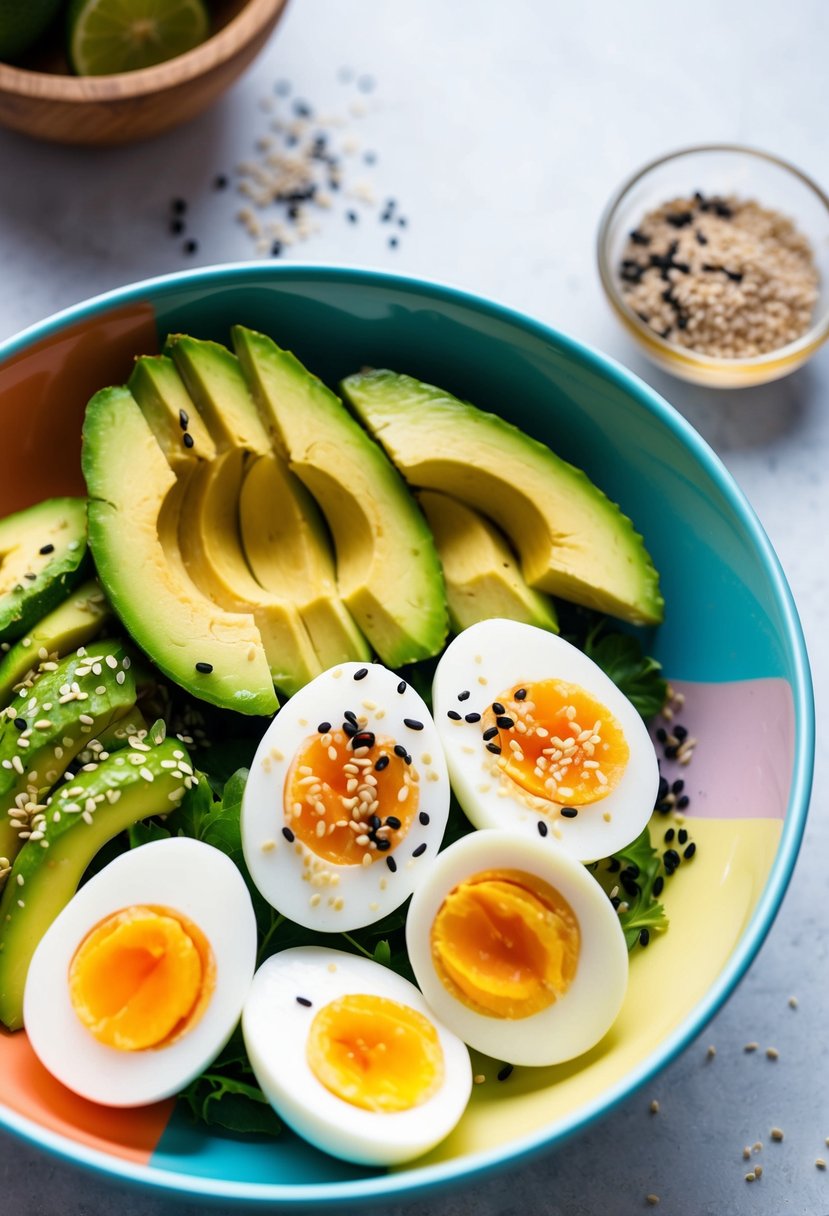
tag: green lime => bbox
[67,0,210,76]
[0,0,63,62]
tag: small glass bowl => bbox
[597,145,829,387]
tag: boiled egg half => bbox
[406,830,629,1065]
[242,662,450,931]
[243,946,472,1164]
[433,619,659,861]
[23,837,257,1106]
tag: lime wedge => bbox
[68,0,210,76]
[0,0,62,62]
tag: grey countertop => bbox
[1,2,828,1213]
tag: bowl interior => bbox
[0,267,812,1207]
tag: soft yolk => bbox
[307,992,444,1112]
[284,728,418,865]
[68,905,215,1051]
[487,680,629,805]
[430,868,580,1019]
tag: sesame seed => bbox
[816,1160,826,1171]
[560,807,578,819]
[317,721,331,733]
[403,718,424,731]
[396,681,406,694]
[646,1197,660,1207]
[353,667,368,680]
[412,842,426,858]
[282,827,295,842]
[492,702,505,715]
[649,1100,660,1114]
[447,710,462,721]
[745,1172,756,1183]
[457,690,471,701]
[465,712,482,723]
[374,755,390,772]
[706,1044,716,1060]
[744,1042,759,1053]
[766,1046,779,1060]
[419,811,430,825]
[770,1128,784,1141]
[497,1064,513,1082]
[195,662,214,674]
[386,855,397,872]
[296,996,312,1007]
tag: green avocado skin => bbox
[0,579,109,708]
[0,498,90,644]
[0,640,137,870]
[0,735,194,1032]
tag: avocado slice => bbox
[0,734,195,1030]
[82,386,278,717]
[128,355,216,470]
[177,447,322,697]
[418,491,560,635]
[0,639,137,869]
[341,370,664,627]
[233,327,448,666]
[0,498,89,643]
[239,454,371,670]
[0,579,110,708]
[165,335,271,456]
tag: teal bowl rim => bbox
[0,263,815,1209]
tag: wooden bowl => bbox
[0,0,290,146]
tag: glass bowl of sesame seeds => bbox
[597,144,829,387]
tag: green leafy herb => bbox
[178,1029,281,1138]
[592,826,668,950]
[583,624,667,721]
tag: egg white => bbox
[23,837,257,1107]
[242,946,472,1165]
[405,829,629,1066]
[432,619,659,862]
[242,662,450,932]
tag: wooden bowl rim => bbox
[0,0,288,101]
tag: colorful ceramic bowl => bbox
[0,265,814,1207]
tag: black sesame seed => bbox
[183,239,199,255]
[183,432,195,449]
[482,726,499,741]
[496,716,514,730]
[639,928,650,947]
[447,710,462,721]
[369,815,381,831]
[374,755,390,771]
[282,826,295,842]
[214,174,229,190]
[497,1064,514,1082]
[419,811,430,826]
[376,837,391,851]
[678,828,688,845]
[344,710,358,725]
[385,815,401,830]
[317,721,332,734]
[353,667,369,681]
[621,875,640,897]
[677,794,690,809]
[398,216,407,228]
[396,680,406,694]
[492,702,506,715]
[560,807,578,819]
[404,752,412,765]
[194,661,213,674]
[465,712,482,724]
[610,896,621,909]
[656,728,667,744]
[271,240,283,257]
[624,862,640,878]
[683,842,697,859]
[386,855,397,872]
[178,408,189,430]
[514,688,527,700]
[24,572,36,581]
[630,229,651,246]
[664,848,680,868]
[457,690,471,701]
[170,218,185,235]
[537,820,549,838]
[293,99,312,118]
[393,744,408,759]
[412,842,427,858]
[13,717,26,731]
[652,875,664,897]
[607,858,621,873]
[351,731,375,750]
[171,198,187,214]
[39,543,55,555]
[342,720,358,738]
[664,828,675,842]
[664,744,679,760]
[388,236,399,249]
[486,742,502,755]
[403,718,424,731]
[671,779,685,794]
[296,996,312,1007]
[346,210,358,224]
[673,725,688,742]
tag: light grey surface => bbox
[1,1,827,1212]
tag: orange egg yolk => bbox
[307,992,444,1112]
[486,680,629,806]
[68,905,215,1051]
[430,868,580,1019]
[284,728,418,865]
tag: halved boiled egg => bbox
[242,662,450,931]
[23,837,257,1106]
[242,946,472,1164]
[433,619,659,861]
[406,830,628,1065]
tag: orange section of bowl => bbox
[0,303,157,514]
[0,1027,174,1163]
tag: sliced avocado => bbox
[239,453,371,670]
[0,579,110,707]
[0,735,195,1030]
[418,491,560,635]
[0,640,136,869]
[342,370,664,627]
[82,386,278,716]
[128,355,216,470]
[177,447,322,697]
[165,335,271,455]
[0,498,89,643]
[233,327,448,666]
